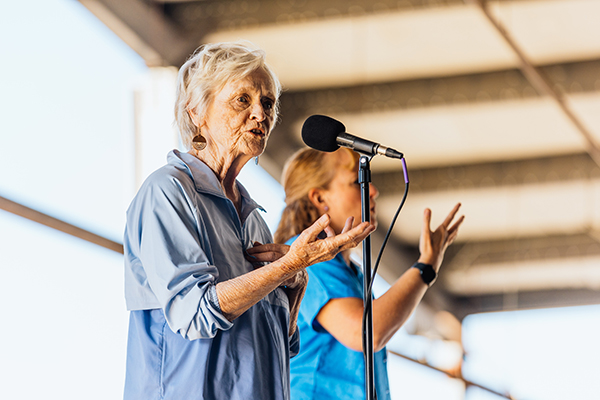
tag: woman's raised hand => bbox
[284,214,375,271]
[418,203,465,272]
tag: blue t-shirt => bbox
[288,239,390,400]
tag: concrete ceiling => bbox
[78,0,600,320]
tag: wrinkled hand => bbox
[245,242,307,290]
[418,203,465,272]
[283,214,375,272]
[245,241,290,267]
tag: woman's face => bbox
[321,151,379,235]
[199,68,277,160]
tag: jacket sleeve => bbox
[130,175,233,340]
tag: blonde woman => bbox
[274,147,464,400]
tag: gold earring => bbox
[191,127,207,151]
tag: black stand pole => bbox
[358,155,375,400]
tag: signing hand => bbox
[418,203,465,272]
[284,214,375,271]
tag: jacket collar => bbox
[168,149,266,217]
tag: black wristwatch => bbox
[412,262,437,286]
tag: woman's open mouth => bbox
[250,128,265,136]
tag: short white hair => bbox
[174,42,282,149]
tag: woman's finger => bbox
[246,243,289,255]
[333,221,374,251]
[324,225,335,238]
[422,208,432,240]
[341,216,355,234]
[248,252,280,262]
[447,215,465,236]
[246,244,266,255]
[442,203,462,228]
[244,251,266,267]
[247,245,289,261]
[301,214,331,242]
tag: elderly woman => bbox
[273,148,464,400]
[122,43,374,400]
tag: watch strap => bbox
[412,262,436,286]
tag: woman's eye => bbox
[262,99,274,110]
[237,96,248,103]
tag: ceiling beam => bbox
[378,176,600,243]
[78,0,198,66]
[472,0,600,166]
[445,254,600,295]
[155,0,466,33]
[0,195,123,254]
[373,152,600,194]
[451,288,600,320]
[265,58,600,175]
[280,59,600,117]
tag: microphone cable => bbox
[361,158,409,379]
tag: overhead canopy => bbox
[78,0,600,319]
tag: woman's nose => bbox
[369,183,379,199]
[250,102,266,121]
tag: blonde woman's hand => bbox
[418,203,465,272]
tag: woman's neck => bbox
[191,148,251,215]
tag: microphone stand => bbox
[358,154,375,400]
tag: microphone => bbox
[301,115,404,159]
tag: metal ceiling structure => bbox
[77,0,600,322]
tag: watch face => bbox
[417,263,436,285]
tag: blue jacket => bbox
[123,150,298,400]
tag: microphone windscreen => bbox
[301,115,346,152]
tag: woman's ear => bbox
[187,108,200,126]
[308,188,328,212]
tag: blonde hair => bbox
[174,42,282,149]
[274,148,358,244]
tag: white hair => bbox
[174,42,282,149]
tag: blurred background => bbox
[1,0,599,398]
